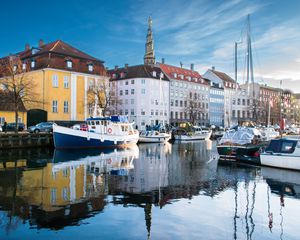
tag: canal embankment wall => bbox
[0,133,53,149]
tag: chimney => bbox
[25,43,30,51]
[190,63,194,71]
[38,39,44,48]
[162,58,165,64]
[180,62,183,68]
[125,63,128,68]
[114,65,118,70]
[212,66,215,71]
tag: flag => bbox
[284,99,288,108]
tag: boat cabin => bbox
[265,138,300,154]
[86,116,135,135]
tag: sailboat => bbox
[139,72,171,143]
[217,15,264,163]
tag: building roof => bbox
[18,40,102,62]
[0,91,26,112]
[0,40,106,76]
[159,63,209,85]
[109,64,169,81]
[210,69,235,83]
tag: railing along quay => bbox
[0,132,53,149]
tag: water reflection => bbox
[0,142,299,239]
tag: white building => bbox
[160,63,210,126]
[109,64,170,130]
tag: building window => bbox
[131,79,135,84]
[175,100,178,107]
[141,79,145,84]
[125,81,129,85]
[125,109,128,115]
[232,110,235,118]
[237,98,241,105]
[141,89,146,94]
[131,89,135,94]
[170,111,173,119]
[52,100,58,113]
[141,109,145,115]
[125,90,128,95]
[22,63,26,71]
[242,99,245,105]
[51,188,57,204]
[64,76,69,88]
[152,71,157,77]
[131,109,134,115]
[0,117,5,125]
[64,101,69,113]
[120,90,123,96]
[62,188,69,201]
[66,60,72,68]
[52,75,58,87]
[31,60,36,68]
[131,99,134,104]
[88,64,93,72]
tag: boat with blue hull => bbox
[53,116,139,149]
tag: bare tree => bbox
[0,56,40,132]
[87,80,120,117]
[185,91,204,125]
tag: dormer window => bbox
[173,73,177,78]
[66,60,72,68]
[120,72,125,78]
[88,64,93,72]
[201,79,204,84]
[22,63,26,71]
[112,73,117,79]
[13,65,17,72]
[180,74,184,80]
[152,71,157,77]
[187,76,191,81]
[31,59,36,69]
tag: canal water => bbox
[0,141,299,240]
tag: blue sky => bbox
[1,0,300,92]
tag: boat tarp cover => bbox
[219,128,261,145]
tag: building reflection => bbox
[0,147,139,230]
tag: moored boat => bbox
[174,123,212,141]
[260,127,280,141]
[53,116,139,149]
[139,130,171,143]
[217,127,263,162]
[260,138,300,170]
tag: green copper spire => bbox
[144,16,155,65]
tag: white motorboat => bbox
[53,115,139,149]
[174,125,212,141]
[260,127,280,141]
[139,130,171,143]
[260,138,300,170]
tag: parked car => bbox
[5,122,25,132]
[72,123,88,131]
[28,122,54,133]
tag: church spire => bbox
[144,16,155,65]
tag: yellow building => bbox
[0,40,108,126]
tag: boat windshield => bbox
[265,139,297,154]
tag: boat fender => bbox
[108,128,112,134]
[114,140,117,145]
[100,138,104,142]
